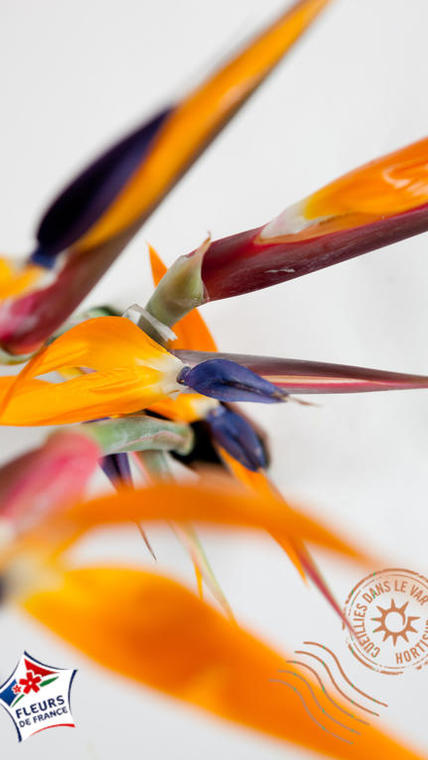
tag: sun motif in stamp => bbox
[343,568,428,674]
[371,598,420,647]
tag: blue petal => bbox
[206,405,267,471]
[178,359,287,403]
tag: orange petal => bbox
[16,316,179,379]
[21,566,423,760]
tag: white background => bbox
[1,0,428,757]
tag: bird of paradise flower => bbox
[0,1,427,759]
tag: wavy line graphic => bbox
[271,679,353,745]
[295,649,379,718]
[295,649,379,717]
[276,669,358,735]
[284,659,368,726]
[303,641,388,708]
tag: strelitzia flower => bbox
[0,316,293,425]
[1,4,428,758]
[4,312,428,428]
[0,0,331,357]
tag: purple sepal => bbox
[206,406,267,471]
[178,359,287,403]
[32,108,172,263]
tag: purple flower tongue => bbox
[206,406,267,471]
[178,359,287,403]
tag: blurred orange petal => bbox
[77,0,332,252]
[21,566,423,760]
[30,476,375,566]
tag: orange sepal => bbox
[306,137,428,221]
[0,317,182,425]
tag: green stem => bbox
[145,239,208,336]
[82,416,194,457]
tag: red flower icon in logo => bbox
[12,684,21,694]
[19,670,41,694]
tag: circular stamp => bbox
[343,568,428,675]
